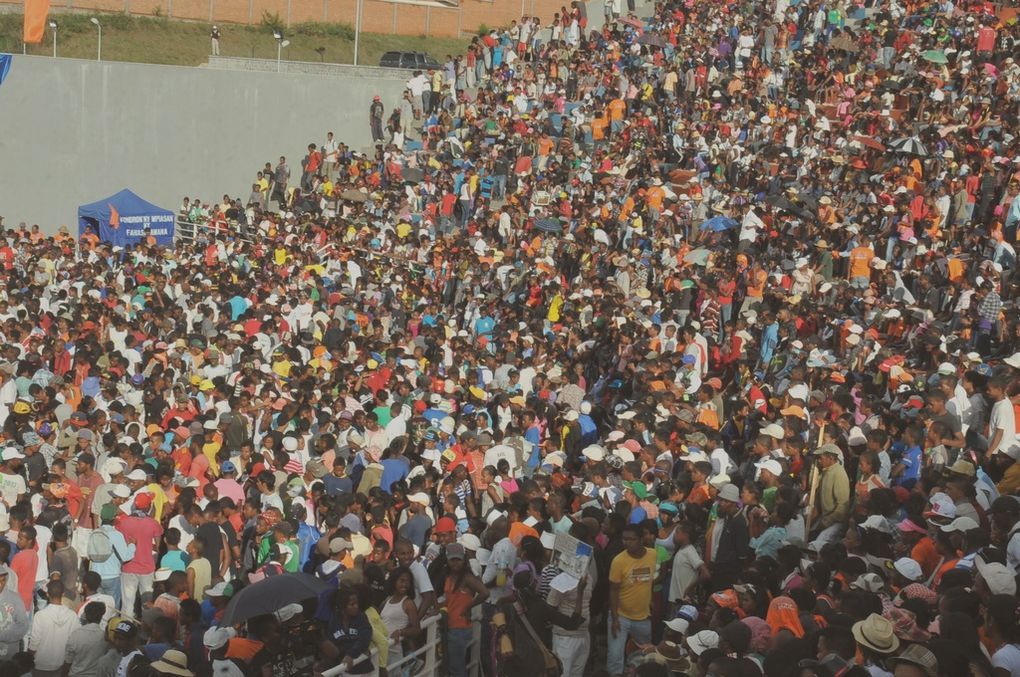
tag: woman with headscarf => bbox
[741,616,773,655]
[765,595,805,642]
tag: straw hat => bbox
[890,644,938,677]
[852,613,900,655]
[150,650,194,677]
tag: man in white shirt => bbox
[323,132,339,179]
[0,447,26,507]
[669,522,708,611]
[394,539,436,616]
[987,376,1017,458]
[0,365,15,429]
[29,580,79,674]
[66,599,110,677]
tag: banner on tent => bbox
[120,213,175,237]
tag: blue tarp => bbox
[0,55,11,89]
[77,189,175,247]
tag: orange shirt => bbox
[849,246,873,279]
[746,269,767,298]
[608,98,626,121]
[911,536,940,579]
[592,116,608,140]
[646,186,665,211]
[947,257,964,283]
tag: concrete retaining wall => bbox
[0,54,405,232]
[205,55,409,78]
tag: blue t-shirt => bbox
[228,296,249,320]
[379,458,410,493]
[629,506,648,525]
[475,316,495,337]
[323,474,354,497]
[896,446,922,487]
[160,550,190,573]
[525,427,542,470]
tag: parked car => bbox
[378,51,441,70]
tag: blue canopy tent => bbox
[77,189,175,247]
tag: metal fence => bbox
[322,604,484,677]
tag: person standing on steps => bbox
[211,25,220,56]
[370,96,385,144]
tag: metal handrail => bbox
[321,598,481,677]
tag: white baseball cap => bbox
[755,459,783,478]
[892,557,923,582]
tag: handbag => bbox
[513,601,563,677]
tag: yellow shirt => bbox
[143,483,170,522]
[187,556,212,603]
[547,294,564,322]
[272,359,292,379]
[610,548,657,621]
[274,247,288,265]
[202,440,222,476]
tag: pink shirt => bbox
[214,478,244,505]
[117,515,163,574]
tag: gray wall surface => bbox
[0,55,406,233]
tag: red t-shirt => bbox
[11,548,38,610]
[118,515,164,575]
[440,193,457,217]
[977,26,996,52]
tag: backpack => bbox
[87,528,119,563]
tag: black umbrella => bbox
[767,195,814,221]
[401,166,425,183]
[220,574,332,626]
[637,34,667,48]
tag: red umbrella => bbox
[852,135,886,152]
[619,17,644,34]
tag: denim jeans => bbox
[99,577,122,610]
[492,175,507,200]
[607,616,650,675]
[447,627,472,677]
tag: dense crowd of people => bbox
[5,0,1020,675]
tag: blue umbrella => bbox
[699,216,739,232]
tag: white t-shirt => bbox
[993,643,1020,677]
[0,471,26,506]
[408,559,434,607]
[668,544,703,603]
[989,398,1018,456]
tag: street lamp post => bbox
[353,0,362,65]
[273,32,290,72]
[48,21,57,58]
[90,17,102,61]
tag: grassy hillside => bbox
[0,13,470,67]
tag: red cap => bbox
[413,400,427,414]
[134,493,153,510]
[435,516,457,533]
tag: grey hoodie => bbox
[0,585,28,659]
